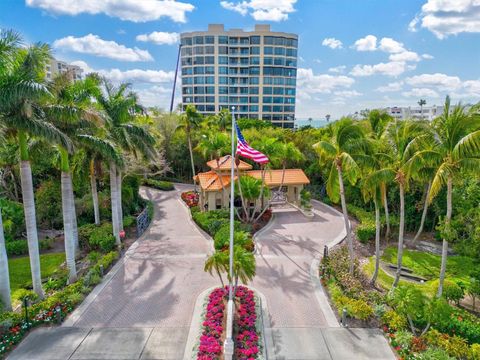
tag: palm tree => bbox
[204,251,229,287]
[196,131,229,202]
[276,142,304,192]
[412,96,480,297]
[0,39,70,298]
[0,209,12,310]
[96,80,155,243]
[179,105,202,189]
[313,119,367,274]
[231,245,256,289]
[418,99,427,120]
[235,175,270,223]
[366,110,393,240]
[368,119,426,288]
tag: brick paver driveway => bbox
[9,185,217,360]
[252,203,395,359]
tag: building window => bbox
[263,105,272,112]
[284,105,295,112]
[183,77,193,85]
[285,97,295,104]
[204,56,215,64]
[274,57,285,66]
[219,56,228,64]
[206,76,215,84]
[249,96,259,103]
[250,36,260,44]
[194,86,205,94]
[249,67,260,75]
[182,67,193,75]
[194,76,205,84]
[274,47,286,56]
[249,105,259,112]
[263,87,272,95]
[263,96,272,104]
[263,57,273,65]
[206,95,215,102]
[286,48,297,57]
[205,46,215,54]
[219,76,228,84]
[273,78,284,85]
[250,46,260,55]
[194,66,205,75]
[205,66,215,74]
[206,104,215,112]
[250,77,259,85]
[181,57,192,66]
[273,97,283,104]
[273,87,284,95]
[219,36,228,44]
[219,46,228,55]
[181,37,192,46]
[263,77,273,85]
[264,36,274,45]
[194,96,205,103]
[219,86,228,94]
[273,105,283,112]
[193,46,204,55]
[286,58,296,67]
[205,36,214,44]
[182,87,193,94]
[219,66,228,74]
[249,87,259,94]
[264,47,274,55]
[219,96,228,103]
[181,47,192,56]
[194,56,204,65]
[194,36,204,45]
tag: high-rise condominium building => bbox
[46,58,83,82]
[180,24,298,128]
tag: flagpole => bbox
[224,106,236,359]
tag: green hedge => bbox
[6,238,53,256]
[78,222,116,253]
[192,209,229,235]
[0,198,25,241]
[142,178,174,191]
[213,224,253,251]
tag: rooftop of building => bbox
[180,24,297,38]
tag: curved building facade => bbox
[180,24,298,128]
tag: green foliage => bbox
[142,178,174,191]
[35,180,62,229]
[425,329,471,359]
[214,224,253,251]
[9,253,65,299]
[0,197,24,241]
[328,281,374,320]
[382,310,407,331]
[5,238,53,256]
[430,279,465,303]
[78,223,98,250]
[192,209,229,236]
[89,222,116,253]
[14,289,38,302]
[416,347,455,360]
[123,215,135,228]
[347,204,377,243]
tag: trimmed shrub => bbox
[89,223,116,253]
[356,221,376,244]
[381,310,407,331]
[123,215,135,228]
[431,279,465,304]
[214,224,252,251]
[192,209,229,236]
[328,281,373,320]
[6,238,53,256]
[142,178,174,191]
[78,223,98,250]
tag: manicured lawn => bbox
[9,253,65,300]
[381,247,477,285]
[362,247,478,293]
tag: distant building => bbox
[46,58,83,82]
[384,105,443,121]
[180,24,298,128]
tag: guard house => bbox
[194,155,310,211]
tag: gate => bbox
[136,207,151,237]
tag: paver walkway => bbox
[8,187,394,359]
[251,203,395,359]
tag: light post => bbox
[223,106,236,359]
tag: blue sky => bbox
[1,0,479,119]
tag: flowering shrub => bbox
[197,288,227,359]
[235,286,260,360]
[182,191,199,208]
[197,286,261,360]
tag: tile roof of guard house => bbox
[206,155,253,171]
[247,169,310,186]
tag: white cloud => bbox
[422,54,434,60]
[136,85,173,107]
[136,31,179,45]
[376,81,404,92]
[297,68,355,98]
[26,0,195,23]
[328,65,346,73]
[405,73,462,90]
[314,59,322,64]
[409,0,480,39]
[402,88,440,98]
[389,51,421,62]
[333,90,362,97]
[350,61,409,77]
[352,35,377,51]
[72,60,175,83]
[463,80,480,96]
[53,34,153,62]
[322,37,343,49]
[378,37,405,53]
[220,0,297,21]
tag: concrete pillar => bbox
[224,299,235,359]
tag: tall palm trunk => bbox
[437,177,452,298]
[413,181,431,243]
[61,176,77,283]
[383,187,390,242]
[371,198,381,285]
[0,209,12,311]
[18,131,44,299]
[110,163,121,245]
[337,165,354,274]
[235,166,249,222]
[117,170,123,232]
[90,160,100,225]
[215,159,225,207]
[393,182,405,288]
[70,184,79,253]
[186,127,196,191]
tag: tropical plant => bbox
[204,250,229,287]
[0,209,11,310]
[368,119,425,287]
[313,118,367,274]
[231,245,256,289]
[0,34,71,298]
[410,96,480,296]
[179,105,202,189]
[235,175,270,223]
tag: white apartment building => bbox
[46,58,83,82]
[384,105,444,121]
[180,24,298,128]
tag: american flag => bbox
[235,124,269,164]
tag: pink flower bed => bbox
[197,286,261,360]
[182,191,199,208]
[235,286,260,359]
[197,288,227,359]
